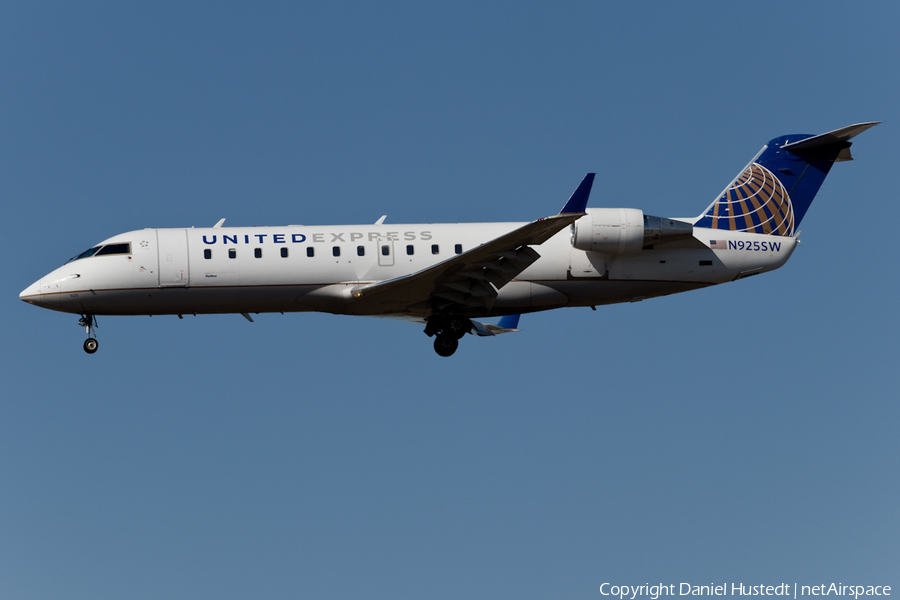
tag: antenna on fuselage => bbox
[213,218,226,228]
[374,215,386,225]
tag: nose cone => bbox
[20,279,43,305]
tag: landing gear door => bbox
[378,239,394,267]
[157,229,190,287]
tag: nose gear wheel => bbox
[78,314,99,354]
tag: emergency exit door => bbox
[378,240,394,267]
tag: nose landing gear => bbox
[79,314,99,354]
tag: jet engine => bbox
[571,208,694,254]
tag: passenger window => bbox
[307,247,315,257]
[381,245,390,256]
[406,245,414,255]
[204,249,212,259]
[357,246,365,256]
[95,243,132,256]
[333,246,341,257]
[228,248,236,259]
[281,247,289,258]
[254,248,262,258]
[431,244,439,255]
[455,244,462,254]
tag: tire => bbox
[433,335,458,357]
[83,338,99,354]
[445,317,471,339]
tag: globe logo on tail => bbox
[705,163,794,236]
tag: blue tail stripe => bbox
[756,136,842,227]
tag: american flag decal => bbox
[710,240,727,249]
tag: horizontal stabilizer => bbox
[781,122,880,154]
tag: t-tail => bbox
[694,122,879,235]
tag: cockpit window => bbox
[95,243,131,256]
[66,246,101,263]
[66,243,131,264]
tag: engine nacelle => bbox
[571,208,645,254]
[571,208,694,254]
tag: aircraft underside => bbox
[32,278,711,318]
[30,277,714,357]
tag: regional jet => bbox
[20,122,878,356]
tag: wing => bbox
[348,213,583,316]
[347,173,594,317]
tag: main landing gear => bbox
[424,315,472,357]
[79,314,98,354]
[433,335,458,358]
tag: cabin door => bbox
[157,229,190,287]
[378,240,394,267]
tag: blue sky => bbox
[2,2,898,599]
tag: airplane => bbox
[19,122,878,357]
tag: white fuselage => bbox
[20,220,796,319]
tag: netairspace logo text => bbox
[600,584,891,600]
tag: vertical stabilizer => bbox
[694,122,878,235]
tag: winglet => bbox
[559,173,595,214]
[472,314,521,336]
[497,314,520,330]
